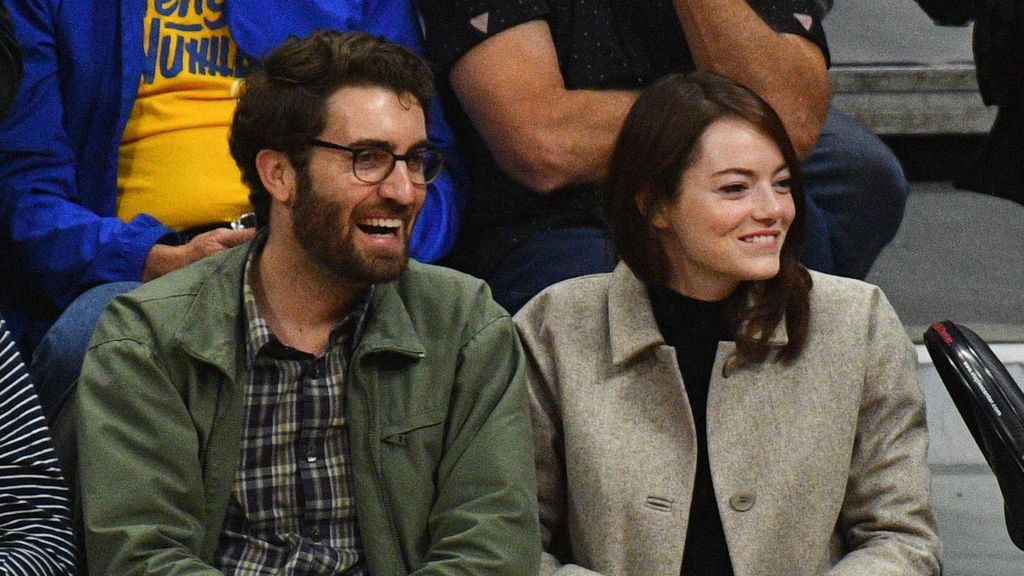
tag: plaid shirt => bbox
[215,244,371,575]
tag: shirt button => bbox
[306,446,318,463]
[729,492,756,512]
[311,527,321,541]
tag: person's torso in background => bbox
[117,0,254,232]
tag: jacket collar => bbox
[608,263,666,366]
[355,274,427,360]
[176,244,251,382]
[606,262,789,366]
[175,244,427,382]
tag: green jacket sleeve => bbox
[77,329,224,575]
[412,315,542,576]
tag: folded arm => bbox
[444,1,827,198]
[448,20,636,194]
[671,0,830,156]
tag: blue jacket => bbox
[0,0,464,346]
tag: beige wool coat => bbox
[514,263,941,576]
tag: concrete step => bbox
[831,65,995,135]
[823,0,995,135]
[824,0,974,67]
[866,183,1024,345]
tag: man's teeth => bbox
[360,218,402,235]
[743,235,775,244]
[363,218,401,229]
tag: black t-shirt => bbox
[0,1,22,120]
[648,284,736,575]
[417,0,829,269]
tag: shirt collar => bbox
[242,234,373,364]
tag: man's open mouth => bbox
[358,218,403,236]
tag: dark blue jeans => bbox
[30,281,140,418]
[485,107,908,314]
[802,107,909,280]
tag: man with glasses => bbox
[75,31,539,575]
[0,0,464,431]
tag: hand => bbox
[142,227,256,281]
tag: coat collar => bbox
[175,243,427,383]
[354,274,427,360]
[176,244,251,382]
[608,263,666,366]
[606,262,789,366]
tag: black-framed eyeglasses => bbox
[308,138,444,185]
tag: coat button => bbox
[729,493,756,512]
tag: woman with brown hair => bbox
[514,71,941,576]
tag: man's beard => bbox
[290,169,413,285]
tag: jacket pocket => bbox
[381,407,446,445]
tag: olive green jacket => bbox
[77,243,540,575]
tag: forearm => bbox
[450,20,637,194]
[78,336,222,575]
[672,0,829,156]
[5,193,172,306]
[0,0,174,303]
[414,316,540,575]
[517,310,588,576]
[477,86,636,193]
[832,290,940,574]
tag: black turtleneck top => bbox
[648,284,736,576]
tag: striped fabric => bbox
[0,319,76,575]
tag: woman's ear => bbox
[636,184,669,231]
[256,149,298,206]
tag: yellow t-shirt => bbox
[117,0,254,232]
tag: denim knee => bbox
[487,227,617,314]
[803,107,909,279]
[29,281,141,418]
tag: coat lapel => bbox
[608,262,664,365]
[355,277,427,361]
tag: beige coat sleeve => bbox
[827,288,941,575]
[516,302,606,576]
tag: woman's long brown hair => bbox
[603,71,811,366]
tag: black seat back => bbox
[924,321,1024,550]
